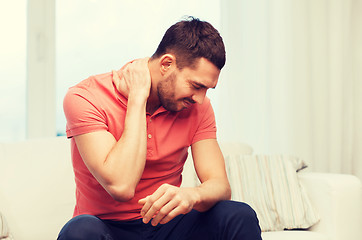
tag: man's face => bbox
[157,58,220,112]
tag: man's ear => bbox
[159,54,176,75]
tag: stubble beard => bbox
[157,72,182,112]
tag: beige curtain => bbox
[216,0,362,179]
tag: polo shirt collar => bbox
[112,69,169,117]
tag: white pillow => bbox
[225,154,320,231]
[0,211,12,239]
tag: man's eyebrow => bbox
[193,81,216,89]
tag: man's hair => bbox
[152,16,226,70]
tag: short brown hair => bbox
[152,16,226,70]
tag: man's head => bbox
[151,16,226,71]
[148,17,225,113]
[155,57,219,112]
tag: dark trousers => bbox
[57,200,262,240]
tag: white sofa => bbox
[0,137,361,240]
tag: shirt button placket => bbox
[147,117,154,157]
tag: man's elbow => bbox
[226,185,232,200]
[107,184,135,202]
[224,182,232,200]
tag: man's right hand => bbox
[113,57,151,101]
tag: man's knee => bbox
[212,200,258,219]
[208,200,262,238]
[57,215,113,240]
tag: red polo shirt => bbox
[63,69,217,221]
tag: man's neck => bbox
[146,59,161,115]
[146,96,160,115]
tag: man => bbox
[58,17,261,239]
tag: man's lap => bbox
[57,200,262,240]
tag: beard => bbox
[157,72,186,112]
[157,72,196,112]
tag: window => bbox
[0,1,27,141]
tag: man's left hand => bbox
[138,184,200,226]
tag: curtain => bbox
[216,0,362,180]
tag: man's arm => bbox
[73,58,151,202]
[190,138,231,211]
[138,138,231,226]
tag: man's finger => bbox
[140,184,169,216]
[159,205,183,225]
[151,199,178,226]
[138,197,148,206]
[142,192,170,224]
[112,70,121,81]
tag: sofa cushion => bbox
[261,231,329,240]
[0,137,75,240]
[225,154,319,231]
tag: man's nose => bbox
[192,89,207,104]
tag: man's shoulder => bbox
[64,71,126,118]
[68,72,112,93]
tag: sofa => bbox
[0,136,361,240]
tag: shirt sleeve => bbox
[63,87,108,138]
[191,98,217,144]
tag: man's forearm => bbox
[192,178,231,212]
[137,177,231,226]
[103,96,148,200]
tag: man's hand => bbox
[113,57,151,101]
[138,184,200,226]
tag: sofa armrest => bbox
[298,172,362,240]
